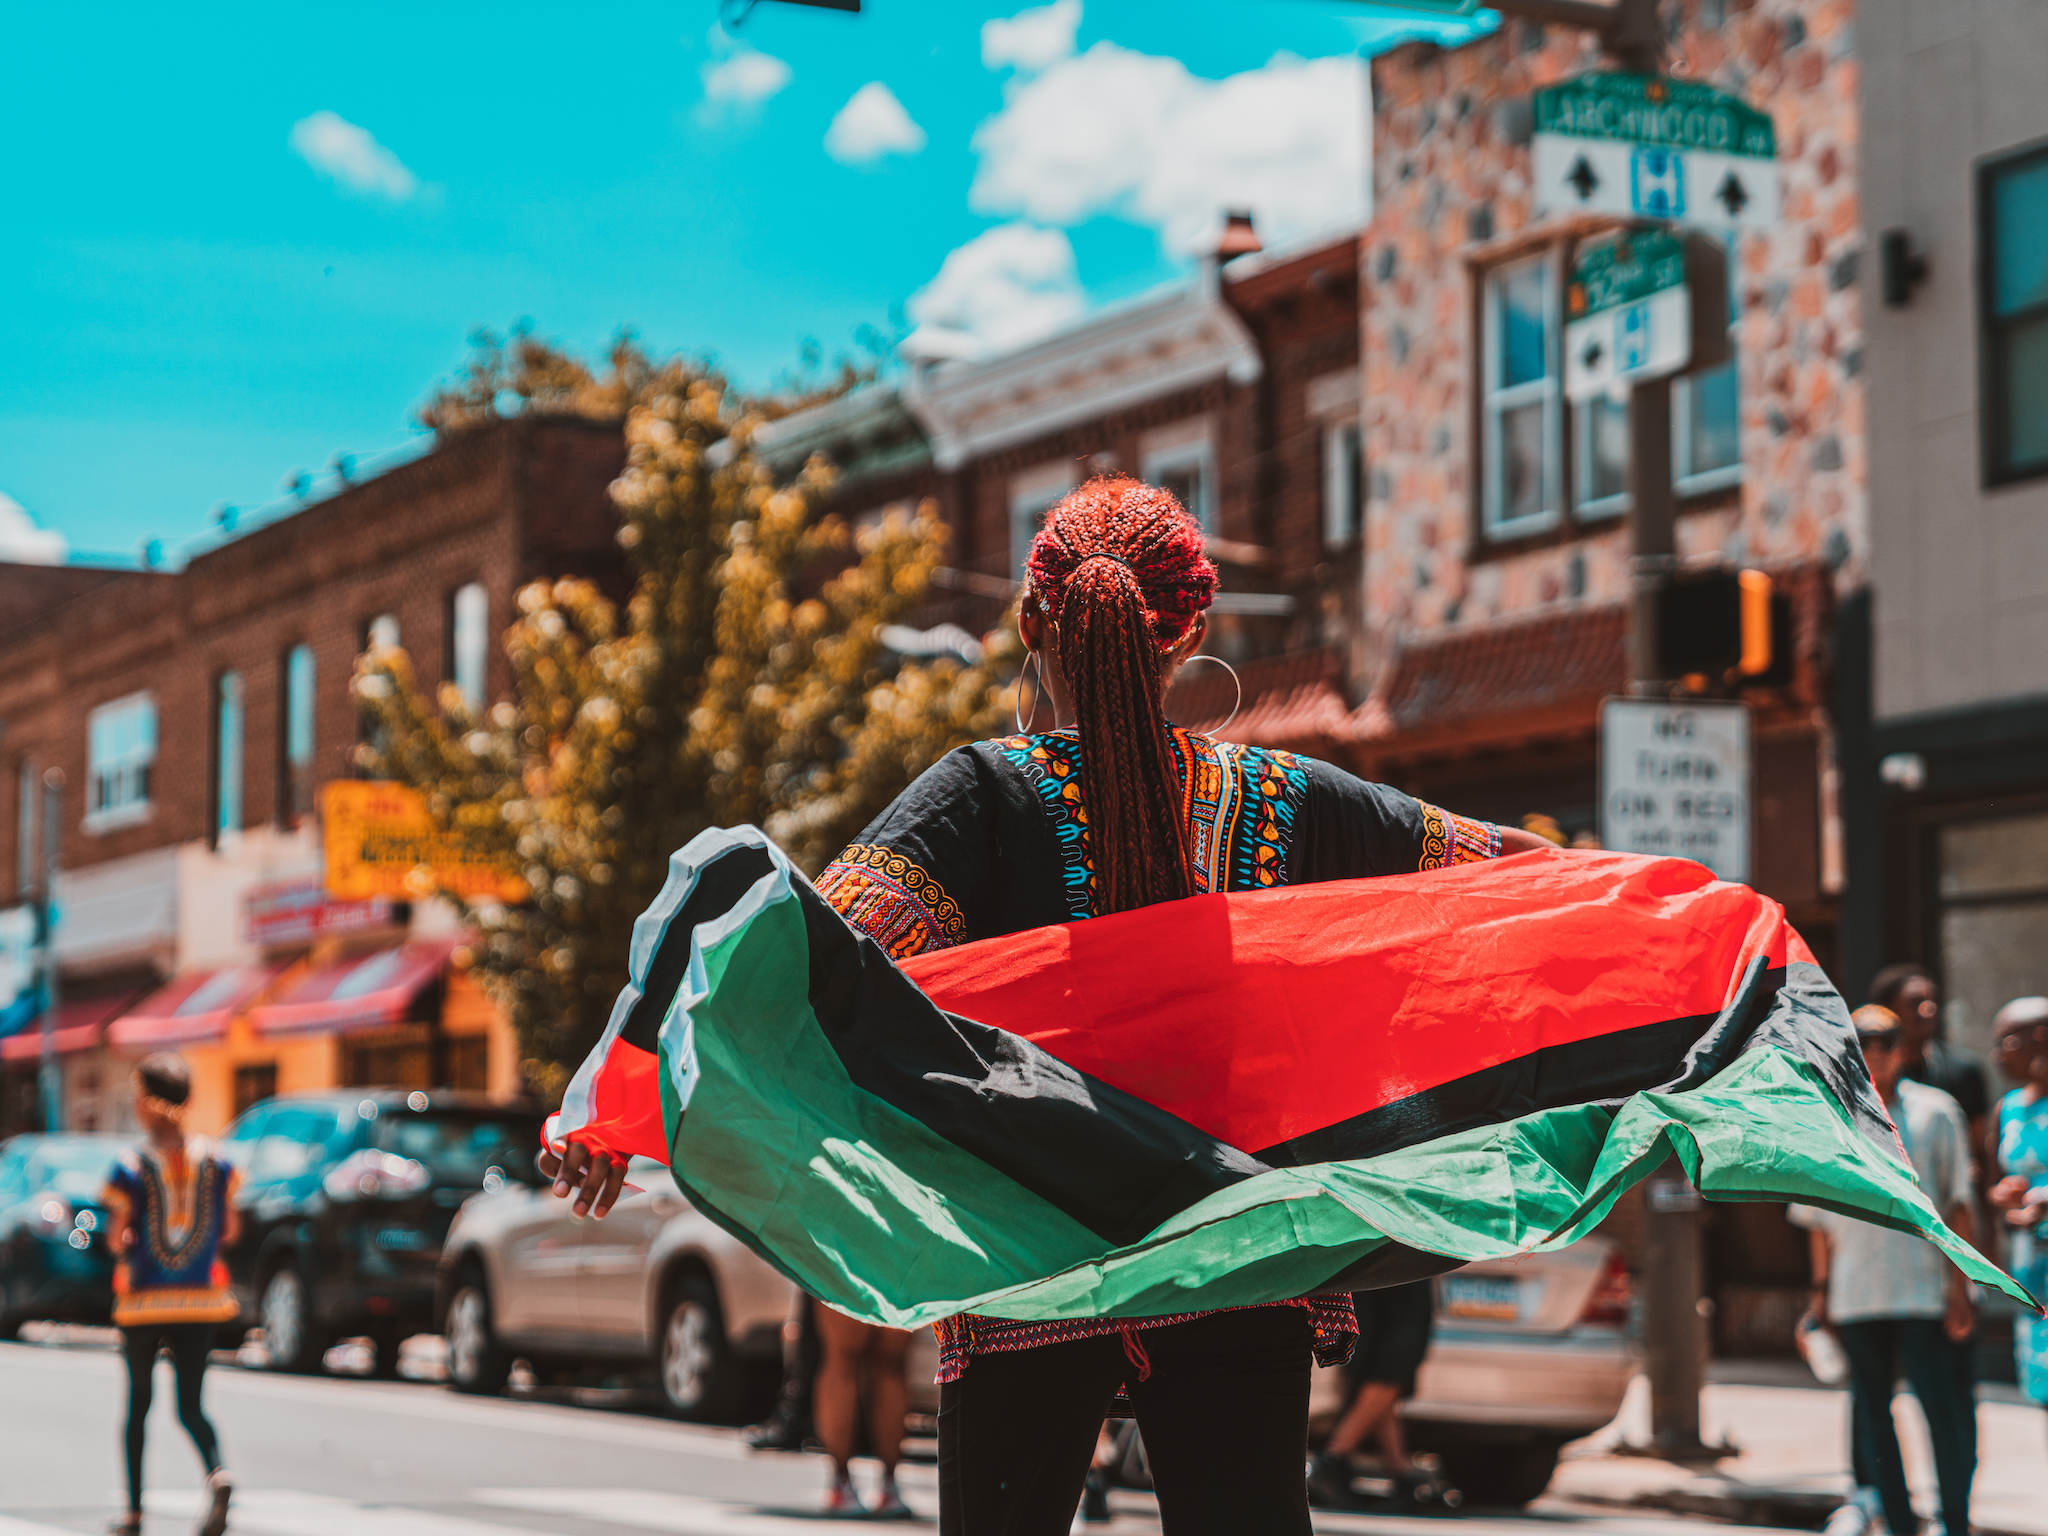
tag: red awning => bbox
[249,941,457,1037]
[0,991,151,1062]
[107,965,284,1049]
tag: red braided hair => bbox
[1024,474,1218,915]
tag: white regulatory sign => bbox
[1599,698,1750,883]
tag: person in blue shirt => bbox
[1989,996,2048,1423]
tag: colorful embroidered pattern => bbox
[993,731,1096,921]
[1417,802,1502,870]
[815,844,964,959]
[934,1296,1358,1386]
[104,1143,239,1327]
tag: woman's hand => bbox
[537,1139,628,1218]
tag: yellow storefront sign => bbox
[323,781,528,903]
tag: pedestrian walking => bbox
[1307,1280,1456,1511]
[1987,995,2048,1435]
[99,1052,240,1536]
[1793,1006,1980,1536]
[812,1303,914,1516]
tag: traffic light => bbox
[1656,568,1790,689]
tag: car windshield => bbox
[27,1140,125,1201]
[372,1113,541,1186]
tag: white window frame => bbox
[1322,418,1364,546]
[1140,432,1218,535]
[450,582,489,713]
[1673,358,1744,496]
[1009,464,1080,579]
[1572,391,1632,521]
[1481,252,1564,537]
[84,692,157,834]
[365,613,400,652]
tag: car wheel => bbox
[658,1273,741,1422]
[1437,1441,1560,1508]
[445,1275,512,1396]
[259,1263,325,1374]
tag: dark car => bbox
[217,1090,543,1375]
[0,1133,129,1337]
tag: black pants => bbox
[121,1324,222,1515]
[937,1307,1311,1536]
[1836,1318,1975,1536]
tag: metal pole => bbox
[1627,374,1676,696]
[38,768,63,1135]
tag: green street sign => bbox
[1535,73,1775,158]
[1533,73,1779,227]
[1568,228,1686,319]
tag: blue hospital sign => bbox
[1535,74,1778,230]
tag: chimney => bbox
[1200,210,1262,298]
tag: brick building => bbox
[1352,0,1862,1351]
[761,226,1367,739]
[0,416,624,1135]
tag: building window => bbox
[449,583,489,712]
[1141,435,1217,535]
[15,758,35,897]
[1981,143,2048,485]
[1934,806,2048,1061]
[214,671,244,846]
[282,644,316,824]
[1009,466,1080,578]
[85,693,156,831]
[365,613,400,652]
[233,1062,278,1117]
[1481,253,1562,536]
[1572,394,1631,518]
[1674,358,1743,493]
[1323,420,1364,545]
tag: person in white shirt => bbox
[1792,1005,1979,1536]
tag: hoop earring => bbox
[1015,649,1047,735]
[1178,653,1242,735]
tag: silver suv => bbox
[436,1154,795,1419]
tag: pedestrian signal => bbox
[1656,569,1789,690]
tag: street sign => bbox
[244,877,394,948]
[1565,229,1690,401]
[1534,73,1778,228]
[323,781,529,904]
[1599,698,1750,883]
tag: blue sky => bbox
[1,1,1485,568]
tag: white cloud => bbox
[905,222,1085,359]
[289,110,419,201]
[825,82,927,165]
[699,26,792,117]
[0,493,67,565]
[982,0,1082,73]
[970,44,1368,254]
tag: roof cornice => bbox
[901,286,1263,471]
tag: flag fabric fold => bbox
[548,826,2033,1328]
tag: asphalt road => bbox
[0,1334,1780,1536]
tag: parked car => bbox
[217,1090,544,1374]
[437,1153,791,1420]
[0,1133,128,1337]
[1307,1236,1638,1507]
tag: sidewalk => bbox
[1549,1363,2047,1535]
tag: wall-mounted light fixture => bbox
[1880,229,1929,308]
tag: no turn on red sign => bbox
[1599,698,1751,884]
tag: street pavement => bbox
[0,1331,1798,1536]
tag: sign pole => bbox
[1627,372,1676,696]
[38,769,64,1136]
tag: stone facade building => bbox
[0,417,624,1134]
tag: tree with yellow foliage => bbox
[358,334,1013,1094]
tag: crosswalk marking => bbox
[145,1487,556,1536]
[477,1487,925,1532]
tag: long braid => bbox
[1025,475,1217,915]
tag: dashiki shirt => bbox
[102,1139,240,1328]
[816,725,1504,1383]
[1996,1087,2048,1403]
